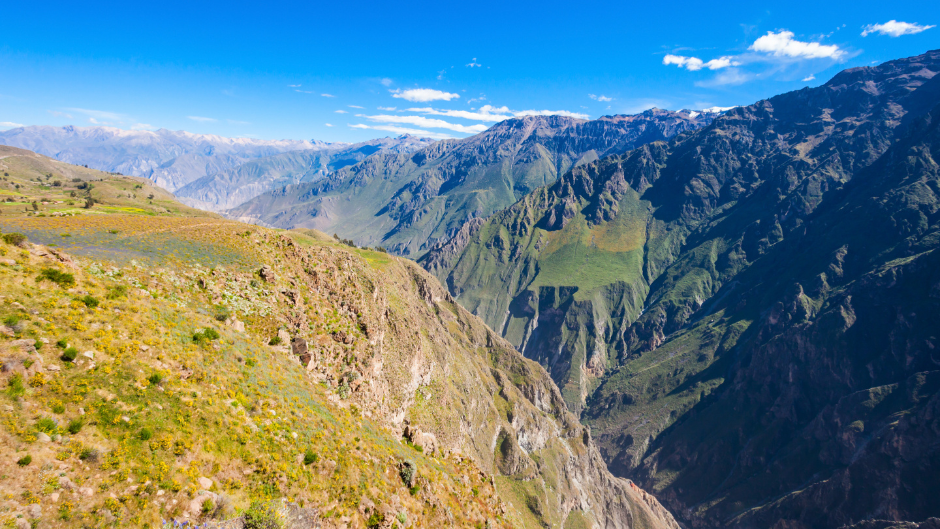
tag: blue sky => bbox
[0,0,937,143]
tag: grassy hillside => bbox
[0,149,678,529]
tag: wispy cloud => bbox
[589,94,614,102]
[390,88,460,102]
[803,74,816,82]
[466,57,482,67]
[406,105,512,122]
[334,110,348,114]
[861,20,935,37]
[288,84,302,87]
[348,105,364,109]
[65,108,124,121]
[131,123,156,130]
[321,93,336,98]
[349,123,453,140]
[325,123,334,127]
[380,78,393,87]
[663,54,740,71]
[694,68,752,87]
[295,89,313,94]
[187,116,217,122]
[358,114,487,134]
[48,110,73,119]
[748,30,845,59]
[377,106,397,111]
[0,121,24,129]
[227,119,250,125]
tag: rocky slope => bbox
[174,135,434,212]
[421,49,940,528]
[0,125,325,191]
[0,148,677,528]
[227,109,717,256]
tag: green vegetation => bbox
[36,268,75,288]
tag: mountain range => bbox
[0,125,326,192]
[173,135,435,212]
[419,49,940,528]
[227,108,719,255]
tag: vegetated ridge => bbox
[0,147,678,528]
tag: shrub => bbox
[147,373,162,385]
[139,428,153,441]
[399,460,416,485]
[17,455,31,467]
[79,295,99,308]
[67,419,84,435]
[268,336,282,346]
[83,198,95,209]
[36,268,75,288]
[78,447,98,461]
[56,338,69,349]
[51,401,65,414]
[6,373,25,398]
[3,315,19,327]
[61,347,78,362]
[35,417,58,435]
[366,512,385,529]
[303,449,318,465]
[106,285,127,299]
[2,232,27,247]
[33,339,43,350]
[242,501,283,529]
[193,328,221,344]
[214,305,231,322]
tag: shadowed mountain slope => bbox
[420,49,940,528]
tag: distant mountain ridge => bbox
[228,108,719,255]
[0,125,327,191]
[420,49,940,528]
[174,135,435,212]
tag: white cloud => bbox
[390,88,460,102]
[187,116,217,122]
[861,20,935,37]
[803,74,816,82]
[325,123,334,127]
[65,108,125,121]
[321,93,336,98]
[348,105,364,109]
[695,68,751,87]
[377,106,397,111]
[359,114,487,134]
[380,78,393,87]
[589,94,614,102]
[335,110,348,114]
[227,119,250,125]
[0,121,24,128]
[130,123,156,130]
[295,89,313,94]
[466,57,482,67]
[663,54,740,71]
[749,30,845,59]
[349,123,453,140]
[513,109,590,119]
[405,105,512,122]
[288,84,301,87]
[48,110,73,119]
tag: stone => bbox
[36,432,51,442]
[277,328,291,346]
[28,504,41,518]
[198,476,213,490]
[50,492,60,502]
[58,476,75,490]
[15,518,30,529]
[0,259,15,266]
[291,337,308,357]
[82,351,94,359]
[259,265,276,283]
